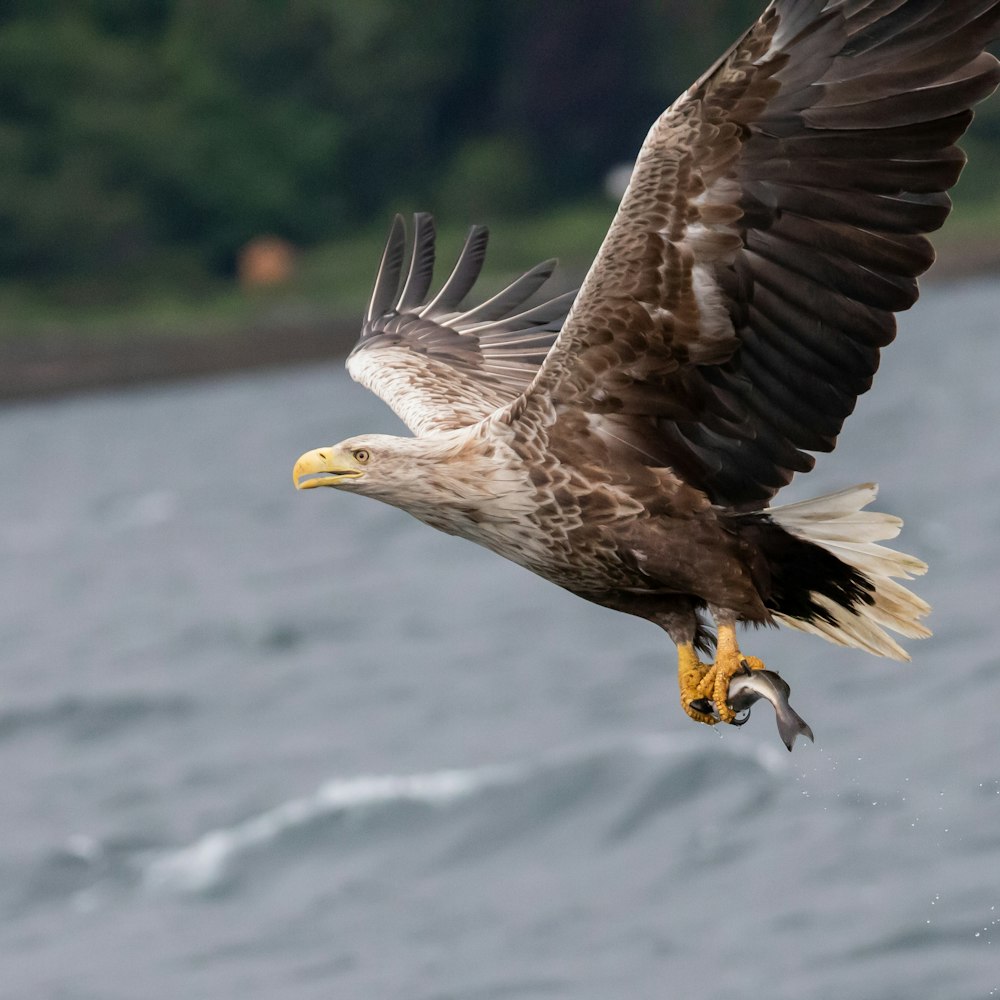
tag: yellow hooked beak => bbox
[293,446,364,489]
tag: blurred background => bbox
[3,0,1000,396]
[3,3,1000,1000]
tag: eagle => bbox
[294,0,1000,736]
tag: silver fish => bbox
[692,667,815,751]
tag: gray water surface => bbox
[2,279,1000,1000]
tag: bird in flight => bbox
[295,0,1000,740]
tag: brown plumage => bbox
[294,0,1000,740]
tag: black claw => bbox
[689,698,714,716]
[729,706,752,727]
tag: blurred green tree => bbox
[0,0,995,302]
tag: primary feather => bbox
[347,212,574,435]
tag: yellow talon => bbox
[677,642,718,726]
[677,628,769,727]
[711,623,766,724]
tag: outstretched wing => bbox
[510,0,1000,509]
[347,213,575,436]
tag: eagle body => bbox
[295,0,1000,736]
[311,413,890,660]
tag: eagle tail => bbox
[757,484,931,660]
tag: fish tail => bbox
[741,484,931,660]
[774,703,815,752]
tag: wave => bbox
[0,692,194,745]
[140,733,787,896]
[7,731,789,915]
[142,764,526,894]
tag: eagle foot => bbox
[704,623,767,724]
[678,626,768,727]
[677,643,719,726]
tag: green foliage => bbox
[434,136,540,220]
[0,0,349,292]
[0,0,998,312]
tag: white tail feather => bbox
[767,484,931,660]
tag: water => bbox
[2,278,1000,1000]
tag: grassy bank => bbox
[1,192,998,401]
[4,190,999,346]
[0,201,615,345]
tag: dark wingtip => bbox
[397,213,438,312]
[421,224,491,315]
[453,256,563,326]
[366,215,407,323]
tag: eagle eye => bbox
[352,448,370,464]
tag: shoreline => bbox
[0,317,360,404]
[3,242,998,404]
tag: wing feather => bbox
[396,212,437,312]
[453,259,559,325]
[348,216,573,436]
[418,225,489,317]
[505,0,1000,509]
[364,215,406,324]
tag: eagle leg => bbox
[677,643,719,726]
[699,621,765,724]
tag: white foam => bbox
[142,734,792,895]
[143,765,522,895]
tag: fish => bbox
[691,667,815,751]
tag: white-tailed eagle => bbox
[295,0,1000,741]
